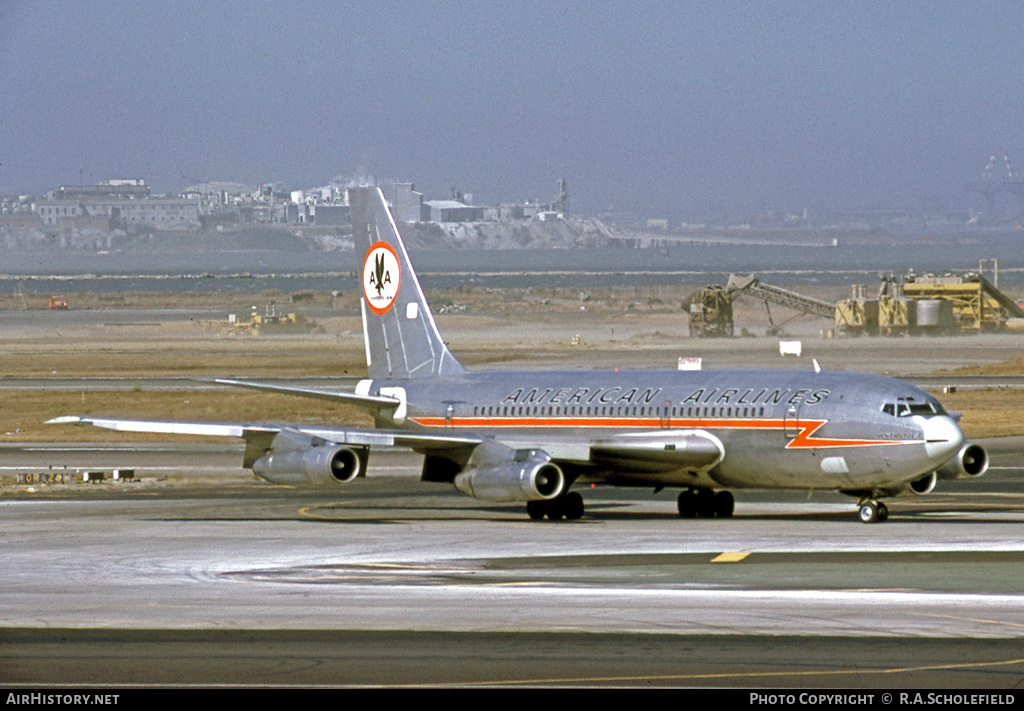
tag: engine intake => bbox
[454,457,565,502]
[907,471,937,496]
[253,445,364,485]
[935,442,988,480]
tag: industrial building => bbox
[37,196,199,230]
[422,199,485,223]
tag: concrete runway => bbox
[3,442,1024,687]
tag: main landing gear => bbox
[677,488,734,518]
[526,488,737,521]
[857,499,889,524]
[527,491,584,521]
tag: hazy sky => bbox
[2,1,1023,220]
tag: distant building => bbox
[311,204,350,225]
[500,204,525,220]
[181,181,255,206]
[36,178,200,234]
[47,179,150,201]
[37,200,85,226]
[37,197,199,230]
[423,200,484,223]
[284,202,313,224]
[386,182,424,223]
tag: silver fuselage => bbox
[361,367,963,494]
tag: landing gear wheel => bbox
[562,492,584,520]
[713,490,735,518]
[678,489,734,518]
[527,501,546,520]
[695,488,716,518]
[677,490,698,518]
[858,500,888,524]
[527,492,585,521]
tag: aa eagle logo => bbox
[363,241,401,315]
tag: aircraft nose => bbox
[921,415,965,462]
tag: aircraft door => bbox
[443,402,463,428]
[783,401,802,439]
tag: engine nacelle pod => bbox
[935,442,988,480]
[454,459,565,502]
[252,445,363,486]
[907,471,937,496]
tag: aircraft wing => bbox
[50,415,486,486]
[47,416,482,451]
[50,414,726,474]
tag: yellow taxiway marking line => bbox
[909,611,1024,631]
[711,551,750,563]
[399,655,1024,688]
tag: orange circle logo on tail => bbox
[363,241,401,315]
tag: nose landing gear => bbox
[857,499,889,524]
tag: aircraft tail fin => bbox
[349,186,466,381]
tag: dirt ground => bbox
[1,286,1023,440]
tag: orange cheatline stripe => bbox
[407,416,921,450]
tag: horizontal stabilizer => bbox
[213,378,401,411]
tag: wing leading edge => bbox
[47,415,482,452]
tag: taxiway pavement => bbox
[2,442,1024,687]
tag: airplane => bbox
[51,187,988,524]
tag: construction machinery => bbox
[686,262,1022,338]
[228,303,316,336]
[834,285,880,336]
[835,263,1022,336]
[725,274,836,336]
[684,274,837,338]
[684,285,733,337]
[902,271,1024,332]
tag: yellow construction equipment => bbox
[228,303,316,336]
[902,272,1024,332]
[684,286,733,337]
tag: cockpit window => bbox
[881,397,945,418]
[908,401,941,416]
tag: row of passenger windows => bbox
[470,404,768,418]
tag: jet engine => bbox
[879,470,939,499]
[935,442,988,480]
[907,471,937,495]
[454,455,565,502]
[252,445,364,486]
